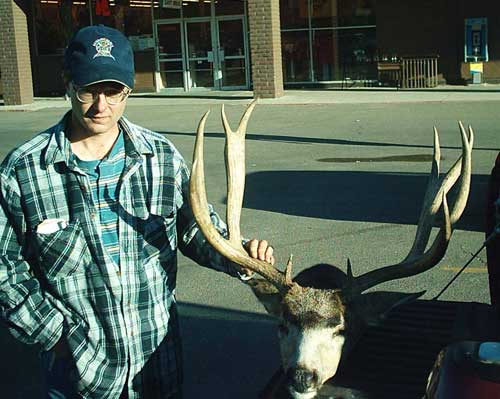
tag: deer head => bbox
[189,100,473,398]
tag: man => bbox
[0,25,273,398]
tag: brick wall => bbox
[248,0,284,98]
[0,0,34,105]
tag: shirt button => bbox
[117,270,121,277]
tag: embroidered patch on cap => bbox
[65,26,135,88]
[93,38,115,60]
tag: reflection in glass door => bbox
[155,14,249,91]
[185,20,214,89]
[156,22,184,88]
[216,18,248,89]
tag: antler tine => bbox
[221,100,257,246]
[189,101,291,292]
[450,122,473,223]
[285,255,294,285]
[348,124,473,296]
[403,126,443,260]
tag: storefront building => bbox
[1,0,500,105]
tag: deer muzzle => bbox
[286,365,320,394]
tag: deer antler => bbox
[189,100,294,292]
[346,122,473,296]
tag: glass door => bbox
[185,20,215,89]
[155,14,250,91]
[216,17,249,90]
[156,22,185,89]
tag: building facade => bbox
[1,0,499,105]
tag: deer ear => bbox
[350,290,425,327]
[246,278,283,317]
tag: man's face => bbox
[68,81,129,138]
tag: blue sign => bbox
[465,18,488,62]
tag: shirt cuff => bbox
[237,270,255,281]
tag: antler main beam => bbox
[348,122,473,296]
[189,100,293,292]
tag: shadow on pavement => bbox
[161,131,500,152]
[180,302,279,398]
[0,302,279,399]
[240,171,487,232]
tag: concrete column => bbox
[0,0,34,105]
[248,0,284,98]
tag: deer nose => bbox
[286,366,319,393]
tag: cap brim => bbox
[71,61,134,89]
[77,78,132,90]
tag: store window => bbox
[153,0,244,19]
[280,0,376,84]
[153,3,181,19]
[34,0,90,55]
[311,28,377,82]
[34,1,154,55]
[280,0,309,29]
[91,0,154,52]
[182,0,211,18]
[282,31,311,82]
[215,0,245,16]
[33,0,157,94]
[311,0,337,28]
[338,0,375,27]
[92,0,153,36]
[312,29,338,81]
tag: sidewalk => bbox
[2,84,500,111]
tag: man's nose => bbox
[93,93,109,111]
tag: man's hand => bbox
[243,239,275,270]
[234,240,274,280]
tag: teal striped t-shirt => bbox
[74,131,125,266]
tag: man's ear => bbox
[61,71,71,95]
[246,278,282,317]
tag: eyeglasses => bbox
[72,83,131,105]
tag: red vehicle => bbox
[423,341,500,399]
[486,151,500,306]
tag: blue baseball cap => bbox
[64,25,135,89]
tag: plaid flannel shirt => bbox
[0,112,241,398]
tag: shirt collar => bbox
[119,117,153,159]
[43,112,153,166]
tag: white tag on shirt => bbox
[36,218,68,234]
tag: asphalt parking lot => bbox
[0,87,499,398]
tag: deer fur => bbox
[248,264,422,397]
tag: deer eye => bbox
[278,323,289,336]
[331,324,345,338]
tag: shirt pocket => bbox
[141,211,177,265]
[34,219,92,279]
